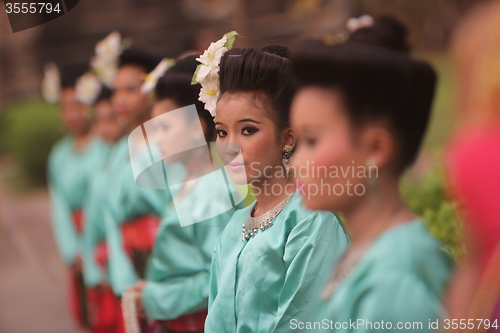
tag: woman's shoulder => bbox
[48,135,73,168]
[375,220,451,265]
[357,220,453,288]
[50,135,71,155]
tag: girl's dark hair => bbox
[155,56,215,142]
[292,41,436,171]
[218,46,298,133]
[96,86,113,103]
[119,48,162,73]
[60,63,88,88]
[348,16,411,53]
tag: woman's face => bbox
[111,65,150,128]
[215,92,285,186]
[291,87,371,213]
[151,99,192,161]
[94,99,124,143]
[59,87,90,134]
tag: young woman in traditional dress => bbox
[99,48,169,298]
[82,87,127,333]
[289,20,452,332]
[203,41,349,332]
[126,56,240,333]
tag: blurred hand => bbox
[128,280,147,319]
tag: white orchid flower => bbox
[91,56,117,88]
[198,77,219,117]
[141,58,176,94]
[95,31,122,61]
[76,72,102,105]
[41,62,61,103]
[193,31,239,116]
[196,36,228,82]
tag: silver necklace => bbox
[242,194,293,241]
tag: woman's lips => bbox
[116,109,128,116]
[227,162,244,172]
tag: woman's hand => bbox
[128,279,147,319]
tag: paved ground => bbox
[0,172,79,333]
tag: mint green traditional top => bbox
[48,135,108,265]
[205,193,349,333]
[103,136,174,296]
[311,220,453,333]
[81,141,119,287]
[142,172,239,320]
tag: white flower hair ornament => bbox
[141,58,176,94]
[90,31,127,88]
[192,31,239,117]
[346,15,374,33]
[76,72,102,105]
[41,62,61,103]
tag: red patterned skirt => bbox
[161,310,208,332]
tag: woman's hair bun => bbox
[349,16,411,53]
[260,45,292,59]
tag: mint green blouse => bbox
[205,193,349,332]
[48,135,108,265]
[102,137,172,296]
[82,141,119,287]
[311,220,453,333]
[142,172,239,320]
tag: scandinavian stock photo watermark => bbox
[127,105,378,226]
[246,161,378,199]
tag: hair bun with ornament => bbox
[141,58,176,94]
[90,31,125,88]
[191,31,239,117]
[348,16,411,53]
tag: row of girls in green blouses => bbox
[49,26,454,333]
[48,51,349,333]
[78,51,245,333]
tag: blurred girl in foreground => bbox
[290,21,452,331]
[446,1,500,328]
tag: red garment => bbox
[68,210,88,329]
[163,310,208,332]
[73,209,84,233]
[116,295,126,333]
[447,126,500,271]
[87,286,119,333]
[95,240,109,268]
[121,215,160,253]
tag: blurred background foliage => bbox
[401,165,465,263]
[0,100,61,189]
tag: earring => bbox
[282,145,293,177]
